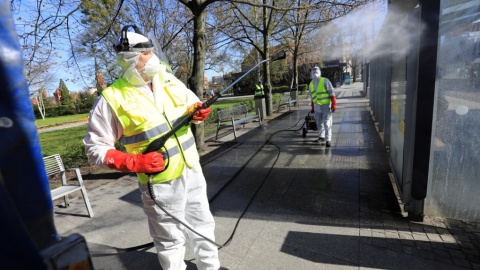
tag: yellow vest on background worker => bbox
[255,81,264,96]
[101,77,199,184]
[309,78,330,106]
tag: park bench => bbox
[277,92,297,112]
[215,104,262,140]
[44,154,94,218]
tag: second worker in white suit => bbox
[308,66,337,147]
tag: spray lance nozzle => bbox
[270,51,286,61]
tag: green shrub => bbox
[272,85,291,94]
[61,142,89,168]
[34,105,76,119]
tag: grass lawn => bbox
[36,113,89,128]
[39,125,88,157]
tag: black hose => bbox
[146,180,225,248]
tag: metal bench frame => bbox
[277,92,297,112]
[44,154,94,218]
[215,104,261,140]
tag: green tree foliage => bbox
[78,0,130,83]
[77,91,97,112]
[58,79,74,107]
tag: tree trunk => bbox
[262,2,273,116]
[292,44,299,90]
[36,96,46,120]
[191,9,207,150]
[264,47,273,116]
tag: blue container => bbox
[344,73,351,85]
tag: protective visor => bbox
[128,41,154,52]
[114,25,154,53]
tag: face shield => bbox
[147,31,173,73]
[311,66,321,80]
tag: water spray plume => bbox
[314,2,426,61]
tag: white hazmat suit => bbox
[308,67,336,147]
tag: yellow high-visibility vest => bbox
[102,77,199,184]
[309,78,330,105]
[255,84,264,95]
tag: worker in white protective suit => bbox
[83,25,221,270]
[308,66,337,147]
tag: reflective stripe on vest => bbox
[119,123,169,145]
[119,113,191,145]
[121,126,196,159]
[309,78,330,106]
[102,77,199,184]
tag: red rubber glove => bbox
[189,102,211,123]
[330,96,337,112]
[105,149,165,174]
[310,101,315,113]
